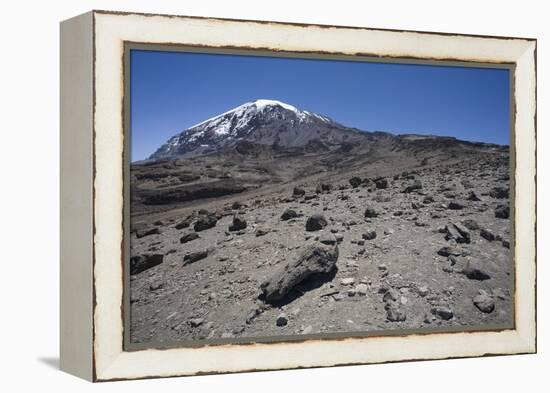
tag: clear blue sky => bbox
[130,49,510,161]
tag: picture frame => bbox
[60,10,537,382]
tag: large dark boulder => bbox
[180,232,199,244]
[489,187,509,199]
[229,214,247,231]
[316,183,332,194]
[403,179,422,193]
[463,260,491,280]
[473,291,495,313]
[135,227,160,238]
[362,230,377,240]
[174,217,193,230]
[292,186,306,197]
[495,204,510,219]
[472,289,495,314]
[260,243,338,303]
[349,177,362,188]
[466,191,482,201]
[445,222,471,244]
[305,214,328,231]
[281,209,299,221]
[364,207,378,218]
[183,250,208,265]
[375,178,388,189]
[194,215,218,232]
[448,201,465,210]
[130,254,163,275]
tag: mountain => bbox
[148,99,370,160]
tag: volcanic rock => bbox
[281,209,299,221]
[130,254,164,275]
[194,215,218,232]
[260,243,338,303]
[305,214,328,231]
[473,290,495,313]
[229,214,247,231]
[180,232,199,244]
[495,205,510,219]
[183,250,208,265]
[463,260,491,280]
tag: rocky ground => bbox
[128,151,512,346]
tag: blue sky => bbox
[130,49,510,161]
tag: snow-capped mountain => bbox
[148,99,366,160]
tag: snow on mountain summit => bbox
[148,99,355,160]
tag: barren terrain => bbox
[129,144,512,346]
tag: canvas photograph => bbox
[126,47,513,348]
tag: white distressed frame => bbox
[63,10,537,381]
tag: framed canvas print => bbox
[60,10,537,382]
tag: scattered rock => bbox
[130,254,163,275]
[473,291,495,313]
[306,214,328,231]
[466,191,482,201]
[463,260,491,280]
[255,228,269,237]
[316,183,332,193]
[418,286,429,297]
[495,204,510,219]
[194,215,218,232]
[355,283,368,296]
[448,201,465,210]
[364,207,378,218]
[489,187,509,199]
[445,222,471,244]
[174,217,193,230]
[362,230,377,240]
[403,179,423,193]
[341,277,355,286]
[183,250,209,265]
[349,176,362,188]
[293,186,306,197]
[480,228,495,241]
[375,178,388,189]
[385,303,406,322]
[180,232,199,244]
[423,196,435,204]
[135,227,160,238]
[281,209,299,221]
[276,313,288,326]
[462,219,480,230]
[260,243,338,302]
[149,283,163,291]
[189,318,204,328]
[382,288,406,321]
[319,233,337,245]
[493,288,507,300]
[229,214,247,231]
[231,201,243,210]
[432,306,454,320]
[437,246,461,257]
